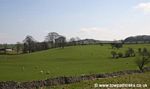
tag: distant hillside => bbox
[124,35,150,43]
[75,39,114,45]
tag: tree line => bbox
[19,32,67,53]
[0,32,81,54]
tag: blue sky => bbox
[0,0,150,43]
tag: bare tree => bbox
[75,37,81,41]
[23,35,36,53]
[45,32,60,48]
[45,32,59,42]
[69,37,81,46]
[69,37,76,46]
[23,43,28,53]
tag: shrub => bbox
[124,48,135,58]
[135,48,150,72]
[111,51,117,58]
[138,48,142,53]
[111,43,123,49]
[124,50,130,58]
[128,48,135,57]
[118,52,123,58]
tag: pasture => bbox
[0,44,150,81]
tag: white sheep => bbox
[40,70,43,74]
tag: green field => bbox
[50,72,150,89]
[0,44,150,81]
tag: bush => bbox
[111,51,117,58]
[128,48,135,57]
[135,48,150,72]
[110,48,135,59]
[111,43,123,49]
[118,52,123,58]
[124,50,130,58]
[124,48,135,58]
[138,48,142,53]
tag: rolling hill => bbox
[124,35,150,43]
[0,44,150,81]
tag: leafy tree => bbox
[135,48,150,72]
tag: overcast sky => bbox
[0,0,150,43]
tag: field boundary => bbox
[0,67,150,89]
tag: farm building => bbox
[0,48,13,53]
[55,36,66,48]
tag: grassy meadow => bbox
[0,44,150,81]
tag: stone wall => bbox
[0,67,150,89]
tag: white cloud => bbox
[134,2,150,13]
